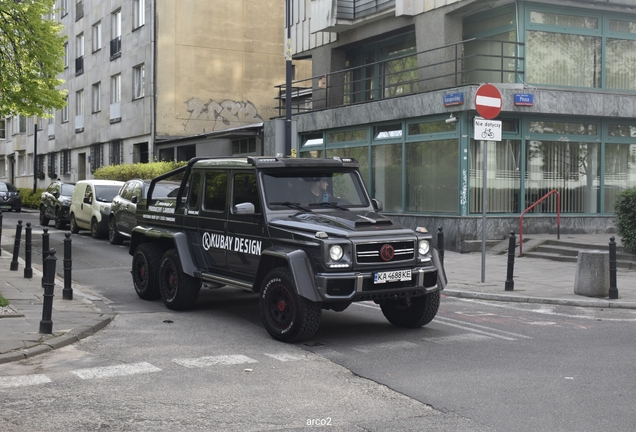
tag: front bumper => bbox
[0,198,21,211]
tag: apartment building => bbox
[267,0,636,250]
[1,0,287,187]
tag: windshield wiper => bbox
[269,201,312,212]
[308,201,349,211]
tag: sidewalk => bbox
[0,251,114,365]
[443,233,636,309]
[1,233,635,365]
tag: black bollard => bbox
[505,231,516,291]
[437,226,445,269]
[63,233,73,300]
[0,211,3,256]
[39,249,57,334]
[10,220,22,271]
[41,228,50,288]
[609,236,619,300]
[24,222,33,278]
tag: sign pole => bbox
[481,140,487,283]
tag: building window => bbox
[0,158,5,177]
[75,0,83,21]
[133,0,145,29]
[37,155,45,178]
[90,143,103,173]
[92,21,101,52]
[232,137,257,155]
[64,42,69,68]
[75,90,84,116]
[18,153,25,175]
[75,33,84,75]
[133,64,145,99]
[110,139,123,165]
[0,119,5,139]
[92,82,101,113]
[61,150,71,174]
[110,9,121,59]
[19,115,27,133]
[110,74,121,104]
[60,0,68,17]
[62,96,69,122]
[47,152,57,178]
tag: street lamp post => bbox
[284,0,292,157]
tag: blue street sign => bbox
[514,94,534,106]
[444,92,464,106]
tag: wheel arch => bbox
[254,247,319,302]
[129,230,199,277]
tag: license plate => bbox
[0,205,10,210]
[374,269,411,284]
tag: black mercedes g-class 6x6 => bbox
[129,157,446,342]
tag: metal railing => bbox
[519,189,561,257]
[337,0,394,20]
[276,38,524,116]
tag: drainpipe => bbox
[150,0,157,162]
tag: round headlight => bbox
[418,240,430,255]
[329,245,344,261]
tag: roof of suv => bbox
[190,156,360,170]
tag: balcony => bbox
[75,56,83,76]
[311,0,395,32]
[110,37,121,59]
[276,38,524,116]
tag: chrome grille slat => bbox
[355,240,415,264]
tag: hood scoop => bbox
[292,212,393,230]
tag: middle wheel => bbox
[159,249,201,310]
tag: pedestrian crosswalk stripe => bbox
[264,353,310,362]
[0,374,51,388]
[72,362,162,380]
[423,333,492,345]
[353,341,418,353]
[173,354,258,369]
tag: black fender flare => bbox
[254,246,320,302]
[129,229,199,277]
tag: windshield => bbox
[94,185,123,202]
[262,171,369,209]
[61,184,75,196]
[0,183,16,192]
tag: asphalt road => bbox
[2,211,636,431]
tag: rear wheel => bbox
[69,214,80,233]
[39,207,50,226]
[132,243,163,300]
[380,291,440,328]
[109,216,124,245]
[259,268,321,343]
[159,249,201,310]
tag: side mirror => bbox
[371,198,383,212]
[131,196,138,204]
[234,202,255,215]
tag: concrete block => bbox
[574,250,609,297]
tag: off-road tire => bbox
[40,207,50,226]
[109,216,125,245]
[69,214,80,234]
[259,267,321,343]
[90,217,101,239]
[132,243,163,300]
[380,291,440,328]
[54,208,65,229]
[158,249,201,310]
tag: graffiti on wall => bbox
[184,98,263,132]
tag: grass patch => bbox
[0,294,8,307]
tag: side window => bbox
[187,173,201,209]
[131,182,143,201]
[233,172,260,213]
[119,183,132,200]
[203,171,228,211]
[84,185,93,203]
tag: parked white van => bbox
[69,180,125,238]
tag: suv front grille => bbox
[355,241,415,264]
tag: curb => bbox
[443,289,636,309]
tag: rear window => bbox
[0,183,16,192]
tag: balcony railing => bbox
[110,37,121,59]
[337,0,394,20]
[75,56,83,75]
[276,38,524,116]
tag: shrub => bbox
[614,188,636,252]
[18,188,46,209]
[94,161,188,182]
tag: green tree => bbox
[0,0,66,117]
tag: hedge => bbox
[93,161,188,182]
[614,188,636,252]
[17,188,46,210]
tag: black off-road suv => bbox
[129,157,446,342]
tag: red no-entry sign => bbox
[475,84,502,120]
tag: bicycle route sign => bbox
[474,84,502,119]
[474,117,502,141]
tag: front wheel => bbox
[90,218,101,239]
[54,208,65,229]
[380,291,440,328]
[259,268,321,343]
[69,214,80,234]
[40,207,50,226]
[132,243,163,300]
[159,249,201,310]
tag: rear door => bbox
[226,170,264,278]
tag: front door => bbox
[194,170,229,273]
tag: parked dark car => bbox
[0,181,21,212]
[109,179,180,244]
[40,181,75,228]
